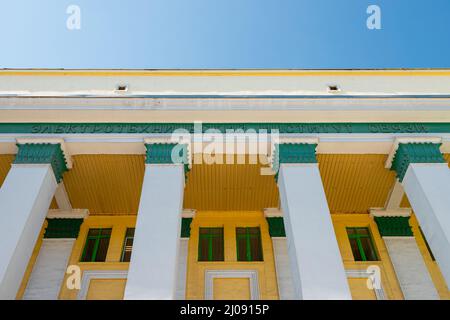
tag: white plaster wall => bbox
[0,164,57,299]
[271,237,295,300]
[174,238,188,300]
[23,239,75,300]
[383,237,439,300]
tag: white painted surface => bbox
[402,163,450,288]
[175,238,188,300]
[271,237,295,300]
[23,239,75,300]
[385,180,405,209]
[278,163,351,300]
[384,237,439,299]
[0,164,57,299]
[124,164,184,299]
[54,182,72,211]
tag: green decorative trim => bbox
[0,122,447,135]
[14,143,68,183]
[180,218,193,238]
[145,143,189,175]
[44,218,84,239]
[272,143,317,180]
[374,216,413,237]
[266,217,286,237]
[391,143,445,181]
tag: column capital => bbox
[385,138,445,181]
[144,140,191,175]
[44,209,89,239]
[370,208,413,237]
[271,140,318,179]
[14,141,69,183]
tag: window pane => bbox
[122,238,133,262]
[249,233,263,261]
[95,237,110,262]
[198,235,210,261]
[87,229,100,236]
[211,232,224,261]
[360,237,378,261]
[126,228,135,237]
[236,236,248,261]
[100,228,112,236]
[349,238,363,261]
[356,228,369,236]
[81,238,96,262]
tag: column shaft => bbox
[278,163,351,299]
[124,164,185,299]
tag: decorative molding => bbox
[44,218,84,239]
[266,217,286,237]
[144,142,190,175]
[373,216,413,237]
[0,122,445,135]
[369,208,412,218]
[389,142,445,181]
[345,269,386,300]
[181,209,196,218]
[204,270,260,300]
[385,137,442,169]
[46,209,89,219]
[78,270,128,300]
[13,142,68,183]
[180,218,193,238]
[263,208,283,218]
[271,143,318,179]
[16,138,72,168]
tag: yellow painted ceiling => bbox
[1,153,449,214]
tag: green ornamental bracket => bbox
[272,143,317,181]
[391,143,445,182]
[145,143,190,176]
[373,216,413,237]
[266,217,286,237]
[14,143,68,183]
[180,218,193,238]
[44,218,84,239]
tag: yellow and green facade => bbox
[0,69,449,300]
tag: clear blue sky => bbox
[0,0,449,69]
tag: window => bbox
[236,227,263,262]
[347,227,378,261]
[81,228,112,262]
[419,227,435,261]
[198,228,224,261]
[121,228,135,262]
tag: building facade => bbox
[0,69,449,300]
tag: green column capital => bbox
[272,143,317,181]
[391,143,445,181]
[14,143,68,183]
[373,216,413,237]
[144,143,190,176]
[44,218,84,239]
[266,217,286,237]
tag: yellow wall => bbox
[59,215,136,300]
[185,211,279,300]
[332,214,404,300]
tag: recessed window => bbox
[236,227,263,262]
[81,228,112,262]
[328,84,340,92]
[347,227,378,261]
[121,228,135,262]
[115,84,128,92]
[198,228,224,261]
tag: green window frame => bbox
[346,227,379,261]
[236,227,263,262]
[81,228,112,262]
[121,228,135,262]
[198,227,224,261]
[419,227,435,261]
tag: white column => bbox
[402,163,450,288]
[124,164,185,299]
[271,237,295,300]
[0,164,57,299]
[23,239,75,300]
[278,163,351,300]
